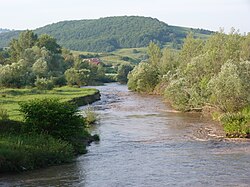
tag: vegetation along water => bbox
[0,15,249,185]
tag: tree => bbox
[158,48,178,77]
[116,63,133,83]
[64,68,90,86]
[147,41,162,66]
[37,34,61,54]
[241,33,250,61]
[179,33,203,64]
[127,62,158,92]
[32,58,48,77]
[208,61,245,112]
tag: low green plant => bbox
[220,106,250,137]
[82,106,98,126]
[0,107,9,120]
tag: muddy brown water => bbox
[1,83,250,187]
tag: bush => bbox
[208,62,245,112]
[0,107,9,120]
[35,77,54,90]
[220,106,250,137]
[116,63,133,84]
[82,106,98,126]
[19,98,88,153]
[127,62,159,93]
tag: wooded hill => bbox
[0,28,11,33]
[0,16,213,52]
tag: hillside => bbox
[0,28,11,33]
[0,16,213,52]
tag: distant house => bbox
[85,58,101,65]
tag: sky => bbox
[0,0,250,33]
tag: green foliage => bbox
[128,62,159,93]
[220,106,250,136]
[0,30,72,88]
[0,107,9,121]
[19,98,85,142]
[147,42,162,66]
[82,106,98,126]
[0,59,35,87]
[116,63,134,84]
[0,134,74,172]
[179,33,204,64]
[0,120,23,134]
[240,33,250,60]
[158,48,178,77]
[0,16,213,52]
[37,34,61,54]
[34,77,54,90]
[208,61,245,112]
[32,58,48,77]
[64,67,90,86]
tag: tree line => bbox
[128,29,250,137]
[0,30,120,89]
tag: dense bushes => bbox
[116,63,133,84]
[19,98,88,153]
[128,30,250,137]
[128,62,158,93]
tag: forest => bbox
[0,16,213,52]
[128,29,250,137]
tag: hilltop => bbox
[0,16,213,52]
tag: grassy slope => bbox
[72,47,147,66]
[0,86,98,120]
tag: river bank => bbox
[1,83,249,186]
[0,86,100,173]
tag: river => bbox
[1,83,250,187]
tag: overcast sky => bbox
[1,0,250,33]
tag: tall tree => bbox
[37,34,61,54]
[147,41,162,66]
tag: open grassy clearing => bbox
[0,86,98,120]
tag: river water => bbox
[1,83,250,187]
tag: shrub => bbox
[220,106,250,137]
[208,62,245,112]
[82,106,98,126]
[116,63,133,84]
[127,62,159,93]
[19,98,88,152]
[35,77,54,90]
[0,107,9,121]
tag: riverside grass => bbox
[0,86,98,120]
[0,133,74,172]
[0,86,99,172]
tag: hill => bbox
[0,16,213,52]
[0,28,11,33]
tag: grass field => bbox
[0,86,98,120]
[72,47,147,66]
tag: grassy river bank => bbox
[0,86,100,173]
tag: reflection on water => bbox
[1,83,250,187]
